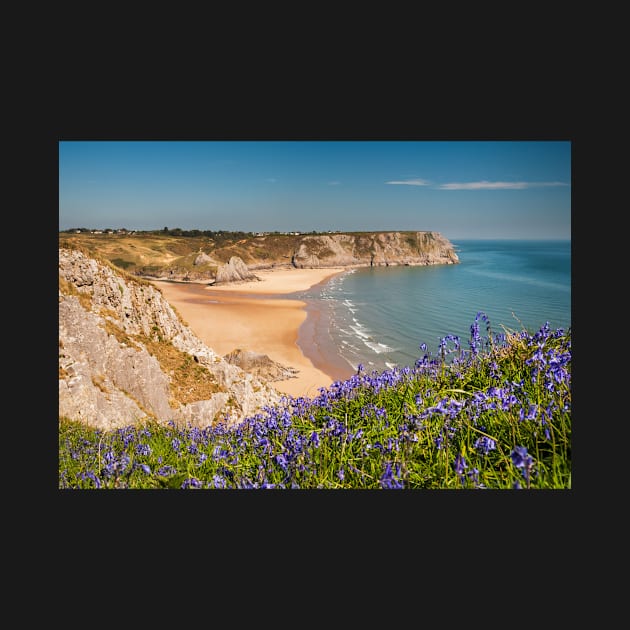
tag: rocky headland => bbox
[59,230,459,284]
[59,247,283,431]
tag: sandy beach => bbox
[151,266,353,398]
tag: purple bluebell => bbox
[474,436,496,454]
[454,453,467,476]
[511,446,533,470]
[181,477,202,489]
[135,443,152,456]
[380,462,403,489]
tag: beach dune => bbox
[151,267,350,398]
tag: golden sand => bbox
[151,266,348,398]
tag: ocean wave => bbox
[363,340,394,354]
[350,325,371,340]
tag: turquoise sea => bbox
[295,239,571,378]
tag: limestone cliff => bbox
[58,247,282,431]
[214,256,260,285]
[288,231,459,269]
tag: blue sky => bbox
[59,141,571,239]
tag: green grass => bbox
[59,315,570,489]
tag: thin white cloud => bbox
[438,180,569,190]
[385,178,430,186]
[265,178,277,183]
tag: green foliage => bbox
[59,323,571,490]
[111,258,134,270]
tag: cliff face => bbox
[59,231,459,283]
[58,248,282,431]
[288,231,459,269]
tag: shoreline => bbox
[150,266,353,398]
[293,276,357,383]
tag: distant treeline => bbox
[153,227,254,238]
[60,227,253,237]
[60,227,327,238]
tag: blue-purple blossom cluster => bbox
[59,316,571,490]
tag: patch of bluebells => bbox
[59,317,571,490]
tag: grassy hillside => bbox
[59,232,220,275]
[59,231,313,275]
[58,230,452,277]
[59,313,571,489]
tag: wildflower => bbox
[135,443,152,456]
[181,477,202,489]
[156,465,177,477]
[467,467,480,487]
[211,474,226,489]
[473,436,496,455]
[520,403,538,421]
[510,446,535,487]
[81,471,101,488]
[454,453,468,486]
[309,431,320,447]
[380,462,404,489]
[511,446,533,470]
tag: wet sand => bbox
[150,267,354,398]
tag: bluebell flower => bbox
[156,465,177,477]
[380,462,403,489]
[511,446,533,470]
[473,436,496,454]
[211,474,226,489]
[510,446,535,486]
[181,477,202,489]
[454,453,467,476]
[135,443,152,456]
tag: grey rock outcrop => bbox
[223,349,300,382]
[59,248,281,431]
[193,252,213,266]
[214,256,260,284]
